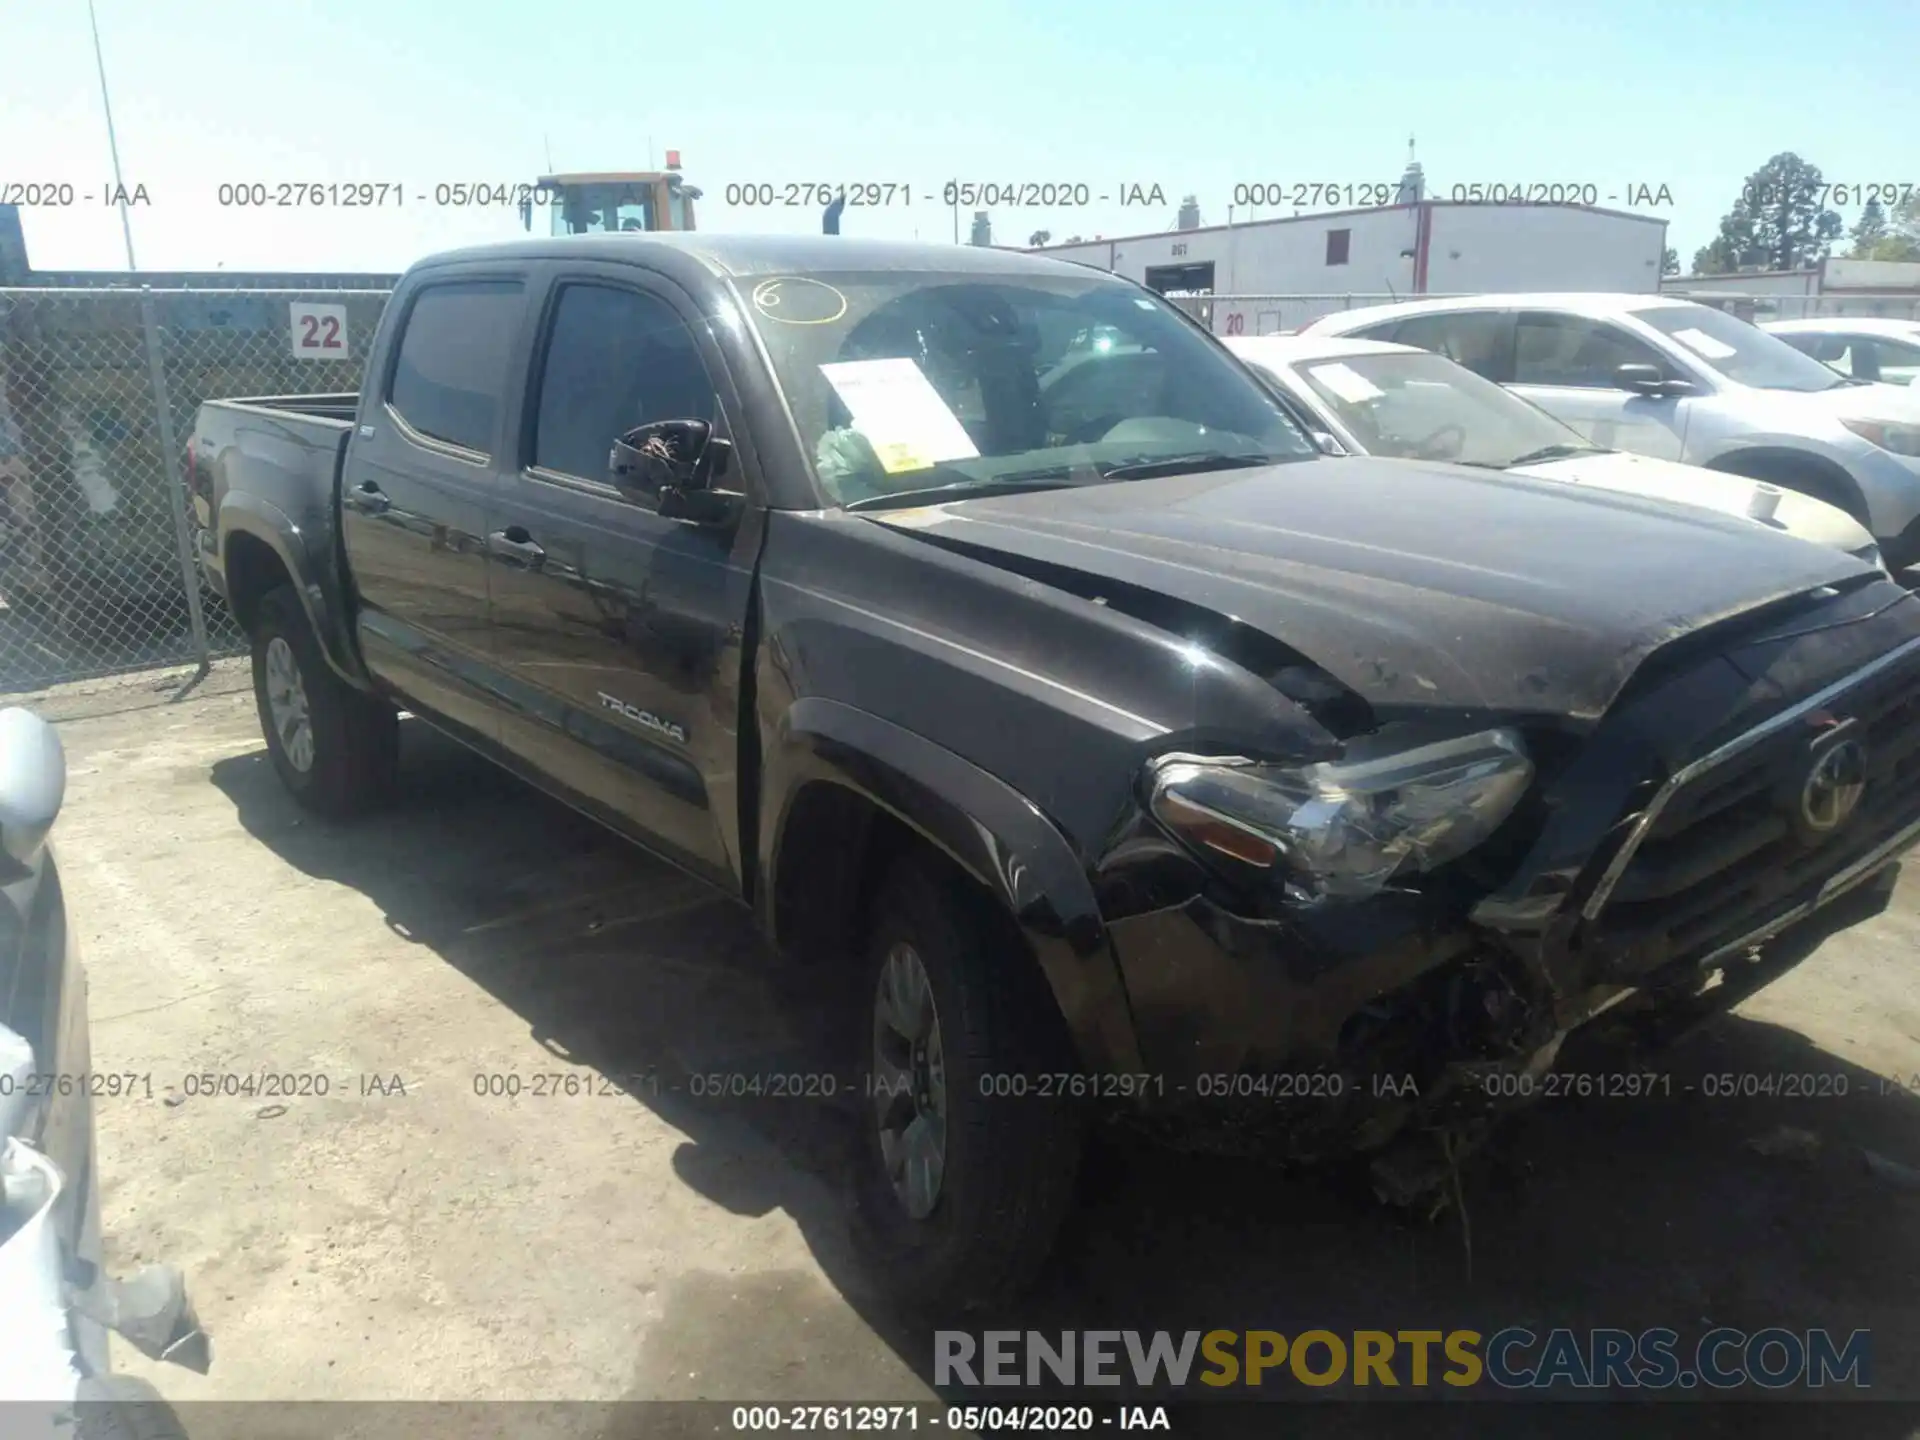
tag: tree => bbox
[1849,199,1889,256]
[1661,247,1679,276]
[1692,152,1845,274]
[1028,229,1051,248]
[1853,194,1920,262]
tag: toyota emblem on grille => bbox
[1800,738,1867,833]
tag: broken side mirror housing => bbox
[609,421,744,528]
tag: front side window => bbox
[736,270,1316,507]
[1286,349,1587,467]
[1628,304,1847,392]
[1513,312,1669,389]
[531,283,716,482]
[388,280,523,455]
[1376,311,1513,381]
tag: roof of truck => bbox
[414,232,1112,283]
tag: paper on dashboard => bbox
[819,358,981,474]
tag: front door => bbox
[1507,310,1693,460]
[484,272,759,887]
[341,276,523,741]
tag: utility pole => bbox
[87,0,137,270]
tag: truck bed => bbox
[210,394,360,424]
[190,397,359,628]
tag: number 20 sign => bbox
[289,302,349,360]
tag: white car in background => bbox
[1764,318,1920,387]
[1302,294,1920,568]
[1225,335,1883,565]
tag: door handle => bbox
[487,528,546,566]
[345,480,390,515]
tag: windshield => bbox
[1276,349,1588,468]
[1629,304,1850,393]
[734,270,1317,506]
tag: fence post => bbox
[138,286,210,680]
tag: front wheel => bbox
[850,858,1085,1311]
[250,585,397,817]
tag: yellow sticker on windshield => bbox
[875,441,932,474]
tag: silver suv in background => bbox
[1304,294,1920,567]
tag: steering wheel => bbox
[1408,423,1467,462]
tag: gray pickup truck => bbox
[190,234,1920,1308]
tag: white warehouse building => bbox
[1024,167,1669,336]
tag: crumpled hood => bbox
[872,457,1872,722]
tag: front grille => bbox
[1585,636,1920,975]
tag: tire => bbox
[251,585,397,818]
[74,1376,191,1440]
[850,856,1085,1312]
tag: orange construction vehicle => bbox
[518,151,702,235]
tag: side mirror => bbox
[609,420,741,527]
[1615,363,1691,397]
[1311,430,1346,456]
[0,708,65,869]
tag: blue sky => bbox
[6,0,1914,276]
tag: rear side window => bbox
[387,280,523,455]
[1383,311,1513,380]
[531,283,717,481]
[1513,312,1668,388]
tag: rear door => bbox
[1507,310,1694,459]
[342,273,524,741]
[483,265,761,888]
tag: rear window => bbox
[388,280,524,455]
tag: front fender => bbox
[763,697,1143,1076]
[218,495,366,686]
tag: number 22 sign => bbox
[289,302,349,360]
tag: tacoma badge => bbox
[597,692,688,745]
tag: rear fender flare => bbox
[220,495,367,686]
[763,697,1143,1076]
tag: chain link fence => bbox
[0,286,389,692]
[1660,291,1920,323]
[1164,292,1424,336]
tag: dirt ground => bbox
[31,661,1920,1433]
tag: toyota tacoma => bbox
[189,235,1920,1307]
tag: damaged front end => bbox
[1097,581,1920,1205]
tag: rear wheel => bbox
[850,857,1084,1311]
[250,585,397,817]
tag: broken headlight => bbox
[1144,729,1534,902]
